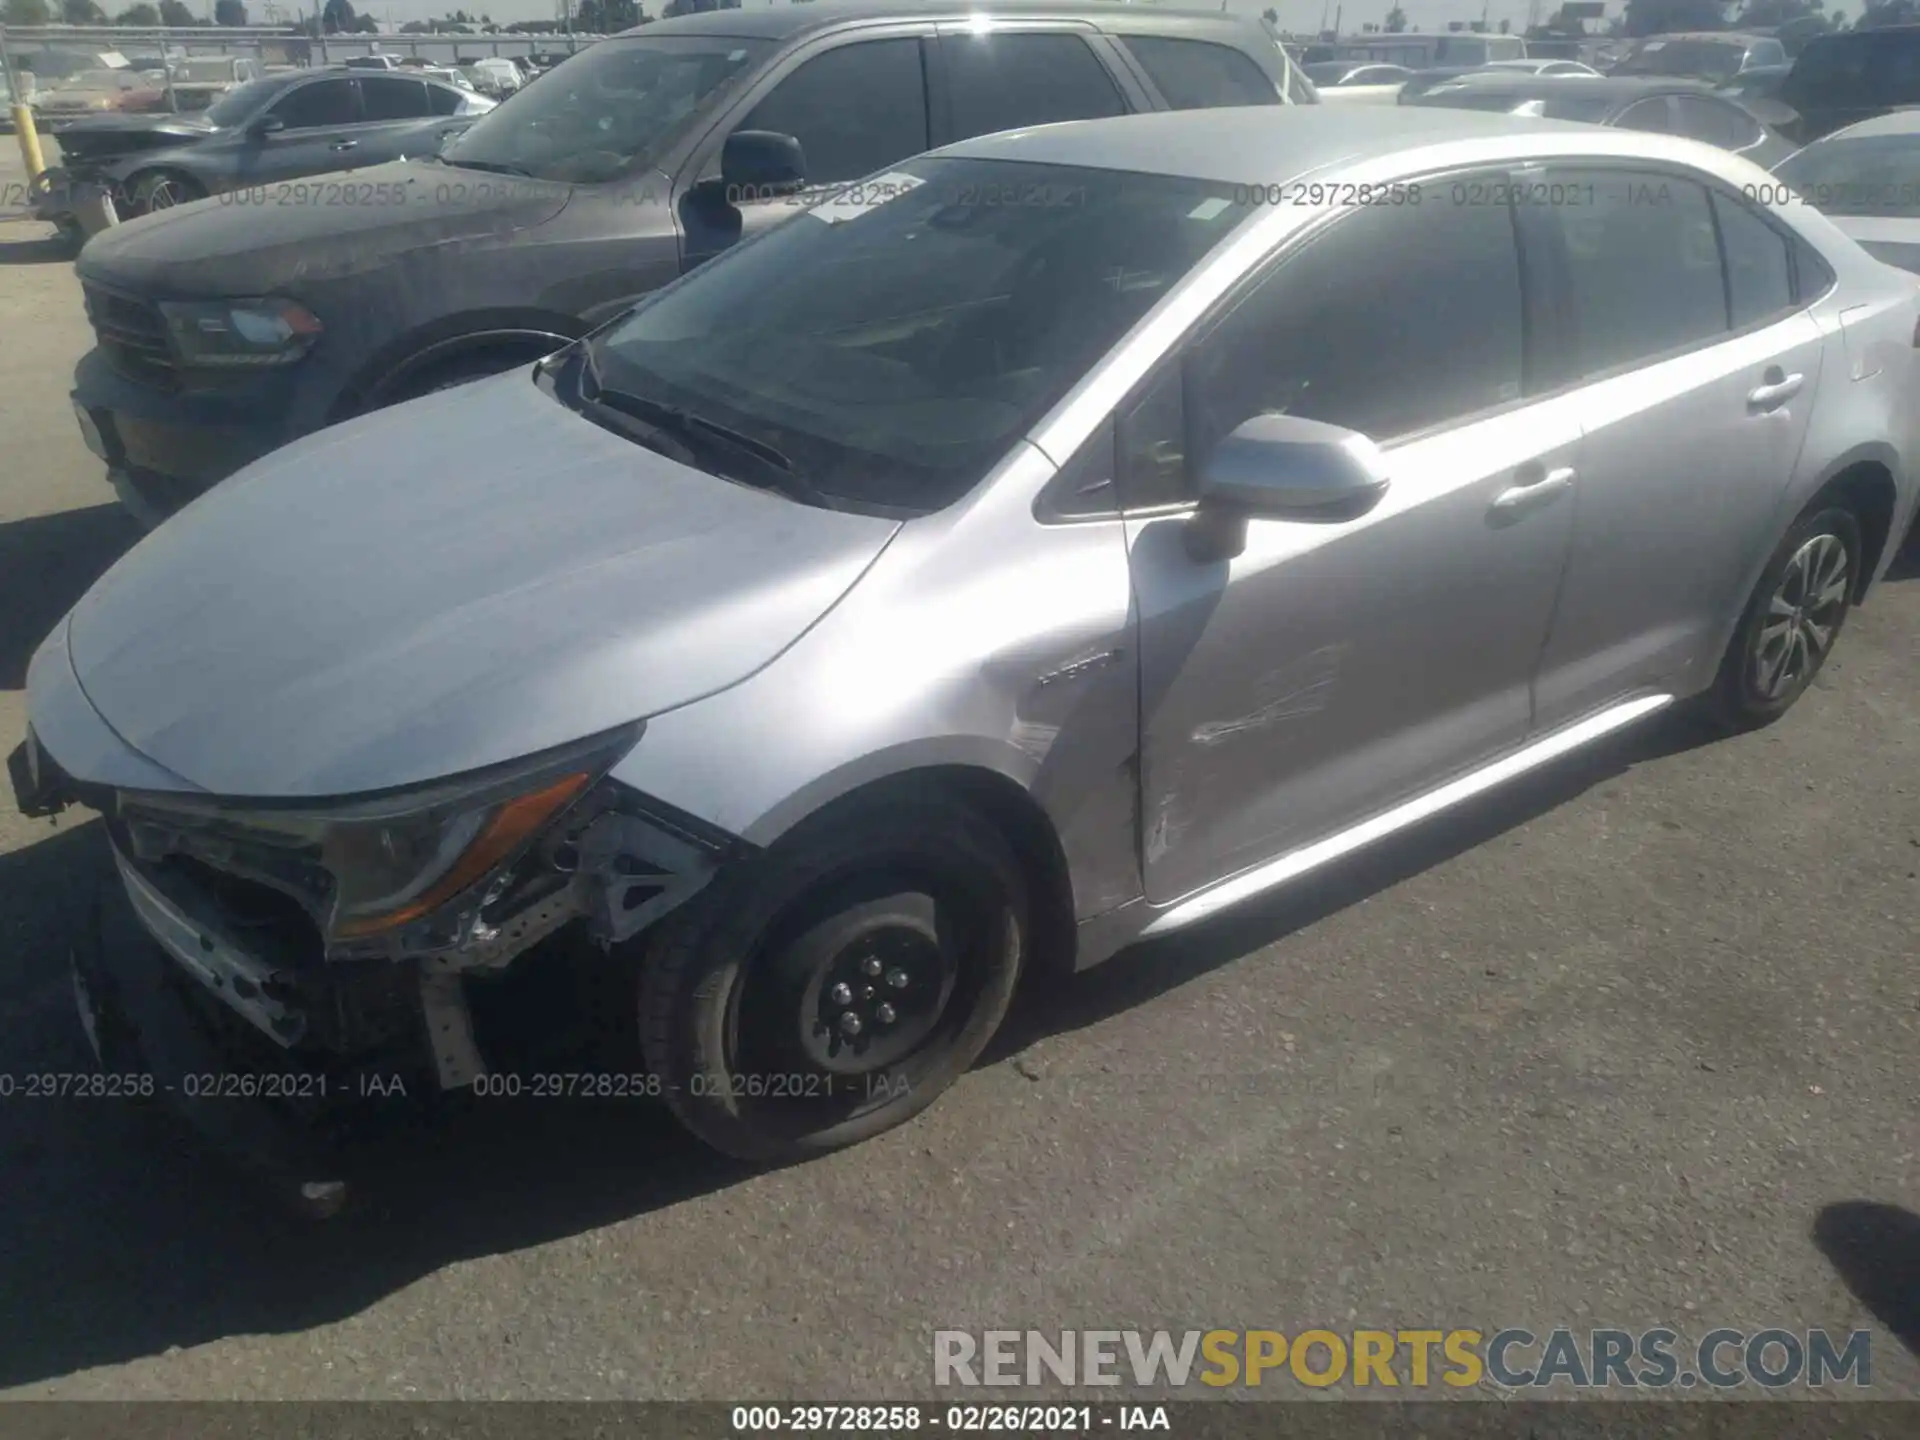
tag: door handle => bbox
[1747,368,1803,412]
[1491,464,1576,512]
[329,139,359,151]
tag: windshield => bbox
[176,59,235,82]
[583,156,1250,514]
[205,75,286,126]
[441,35,772,184]
[1614,40,1744,80]
[1775,137,1920,217]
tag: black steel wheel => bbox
[639,793,1027,1162]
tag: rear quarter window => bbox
[1119,35,1281,109]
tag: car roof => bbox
[1634,31,1769,44]
[938,105,1608,185]
[617,0,1266,42]
[1826,109,1920,141]
[1419,73,1709,102]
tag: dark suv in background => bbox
[67,1,1313,525]
[1776,24,1920,143]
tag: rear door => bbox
[927,23,1135,146]
[351,73,443,165]
[1527,167,1827,728]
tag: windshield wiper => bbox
[576,344,837,509]
[443,158,538,178]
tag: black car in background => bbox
[35,65,493,231]
[66,1,1314,526]
[1405,74,1795,170]
[1776,25,1920,143]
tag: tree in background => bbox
[61,0,108,20]
[577,0,641,27]
[157,0,198,21]
[320,0,357,33]
[114,2,161,21]
[1384,4,1407,29]
[4,0,52,22]
[1621,0,1732,35]
[1859,0,1918,22]
[214,0,247,22]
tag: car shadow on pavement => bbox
[1811,1201,1920,1358]
[0,819,759,1391]
[987,708,1722,1062]
[0,503,142,690]
[0,230,77,266]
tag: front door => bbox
[1527,167,1825,728]
[677,34,934,274]
[232,74,362,186]
[1130,178,1580,904]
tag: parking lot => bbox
[2,124,1919,1403]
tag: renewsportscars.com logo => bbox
[932,1328,1873,1391]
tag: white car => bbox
[1771,110,1920,274]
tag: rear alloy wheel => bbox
[1711,504,1861,729]
[639,795,1027,1162]
[129,169,204,215]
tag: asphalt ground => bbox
[0,136,1917,1402]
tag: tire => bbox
[1708,502,1862,731]
[127,169,205,216]
[639,793,1028,1163]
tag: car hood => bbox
[65,371,901,798]
[1828,214,1920,276]
[75,157,569,295]
[48,110,216,163]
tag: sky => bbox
[290,0,1854,42]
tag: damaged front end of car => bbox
[16,722,748,1217]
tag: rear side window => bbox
[1119,36,1279,109]
[738,39,929,188]
[1538,170,1728,376]
[1711,191,1794,327]
[1613,97,1674,135]
[1186,177,1525,446]
[938,32,1126,142]
[1671,95,1762,151]
[360,74,431,121]
[269,77,356,128]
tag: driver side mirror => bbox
[246,112,284,137]
[718,129,807,203]
[1185,413,1391,563]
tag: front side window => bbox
[736,39,928,188]
[1120,35,1279,109]
[426,82,464,116]
[441,35,770,184]
[270,78,356,128]
[1186,176,1525,451]
[1538,169,1727,376]
[586,157,1250,513]
[205,75,290,125]
[938,32,1126,142]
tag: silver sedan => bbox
[12,107,1918,1209]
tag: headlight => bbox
[120,728,636,942]
[157,297,323,367]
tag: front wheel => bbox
[127,169,205,215]
[639,794,1028,1162]
[1709,503,1862,730]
